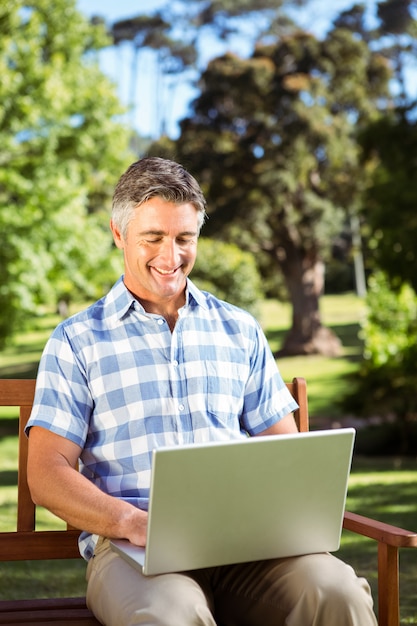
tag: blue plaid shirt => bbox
[27,276,298,559]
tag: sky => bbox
[77,0,193,137]
[75,0,369,138]
[75,0,359,32]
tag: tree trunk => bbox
[273,247,342,357]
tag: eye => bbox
[177,237,194,245]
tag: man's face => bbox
[111,197,199,308]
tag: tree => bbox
[153,26,390,355]
[105,0,307,137]
[338,1,417,290]
[335,1,417,114]
[0,0,133,347]
[359,113,417,290]
[334,2,417,441]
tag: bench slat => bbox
[0,597,99,625]
[0,612,97,625]
[0,379,35,406]
[0,530,81,561]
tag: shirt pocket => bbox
[204,360,247,421]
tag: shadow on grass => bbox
[0,362,40,378]
[265,321,362,357]
[0,417,18,437]
[348,482,417,531]
[0,469,18,487]
[264,327,286,354]
[329,322,363,351]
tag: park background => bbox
[1,0,417,622]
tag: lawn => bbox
[0,294,416,623]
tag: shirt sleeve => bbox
[241,322,299,435]
[25,323,92,447]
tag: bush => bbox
[347,272,417,454]
[191,238,263,316]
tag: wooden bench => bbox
[0,377,416,625]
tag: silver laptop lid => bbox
[131,428,355,575]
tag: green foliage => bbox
[360,113,417,290]
[0,0,133,347]
[362,272,417,367]
[191,238,263,315]
[346,272,417,453]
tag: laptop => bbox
[110,428,355,576]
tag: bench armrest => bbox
[343,510,417,548]
[343,510,417,626]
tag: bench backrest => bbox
[0,377,308,561]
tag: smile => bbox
[154,267,178,275]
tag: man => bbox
[26,157,377,625]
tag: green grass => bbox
[0,560,88,600]
[0,294,416,623]
[0,313,62,379]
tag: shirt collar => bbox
[104,276,209,325]
[103,277,136,325]
[186,278,209,309]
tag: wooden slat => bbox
[0,379,36,532]
[0,379,35,406]
[285,377,309,432]
[0,530,81,561]
[343,512,417,626]
[0,612,96,623]
[343,511,417,548]
[292,377,309,432]
[0,597,90,612]
[0,612,98,625]
[377,542,400,626]
[17,405,35,532]
[0,600,99,624]
[0,597,100,625]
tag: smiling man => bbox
[111,195,200,330]
[26,157,377,626]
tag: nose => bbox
[159,238,181,268]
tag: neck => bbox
[163,311,179,332]
[131,293,185,332]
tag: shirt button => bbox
[157,318,164,325]
[178,404,185,411]
[173,360,178,367]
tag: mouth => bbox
[152,266,180,276]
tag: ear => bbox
[110,219,124,250]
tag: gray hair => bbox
[112,156,207,239]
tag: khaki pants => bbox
[86,538,377,626]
